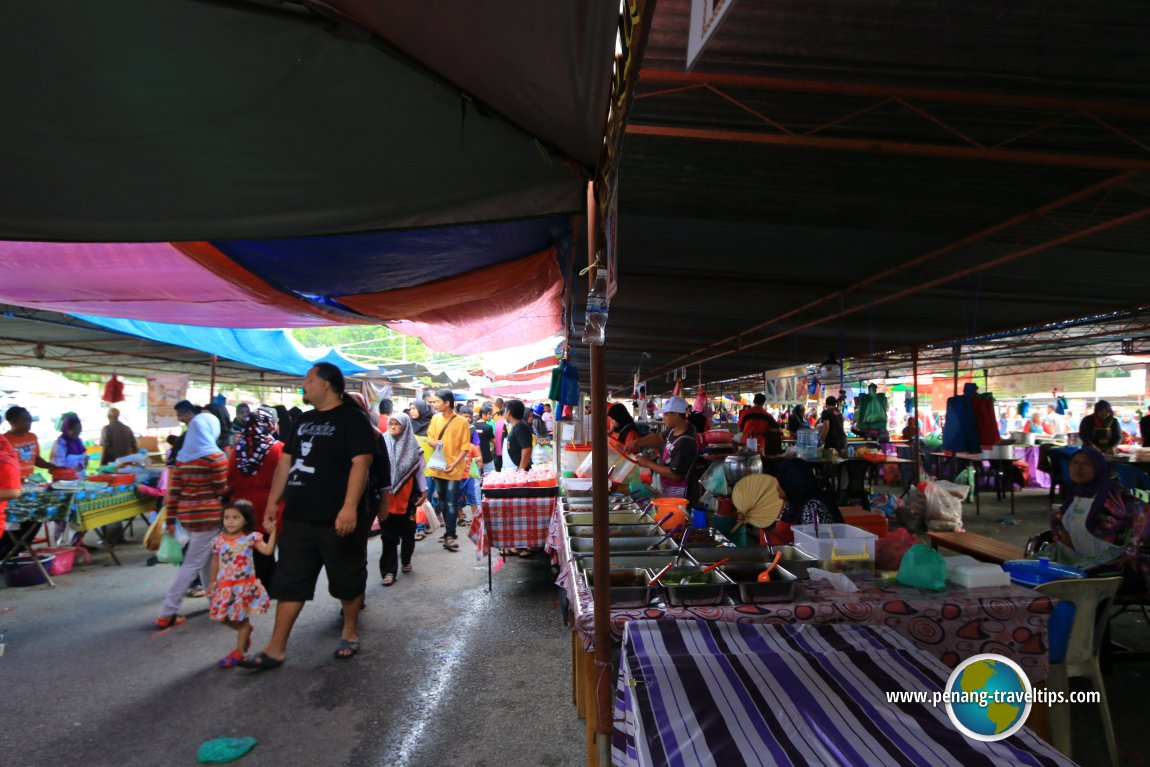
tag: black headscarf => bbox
[776,459,841,524]
[273,405,291,440]
[410,399,433,436]
[607,402,638,442]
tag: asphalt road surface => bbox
[0,530,585,766]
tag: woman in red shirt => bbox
[228,406,284,590]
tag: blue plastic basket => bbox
[1002,558,1085,588]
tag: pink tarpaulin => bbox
[480,373,554,397]
[0,241,334,327]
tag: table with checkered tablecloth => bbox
[467,495,557,559]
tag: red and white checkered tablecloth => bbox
[467,496,557,558]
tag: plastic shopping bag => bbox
[156,533,184,565]
[897,543,947,590]
[875,527,917,571]
[427,444,448,472]
[701,461,729,496]
[922,481,964,532]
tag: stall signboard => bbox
[687,0,738,70]
[146,374,188,429]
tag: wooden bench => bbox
[926,531,1024,564]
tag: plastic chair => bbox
[1034,576,1122,766]
[835,460,872,510]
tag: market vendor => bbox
[0,435,24,560]
[50,414,90,479]
[1078,400,1123,454]
[1047,447,1149,592]
[3,405,60,479]
[738,393,778,448]
[762,458,844,545]
[607,401,642,447]
[627,396,699,500]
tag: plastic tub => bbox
[39,547,77,575]
[561,444,592,474]
[3,554,56,587]
[791,523,876,575]
[1002,558,1085,587]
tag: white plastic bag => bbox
[922,481,963,532]
[701,461,729,496]
[420,500,439,533]
[807,567,859,592]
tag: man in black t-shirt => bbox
[474,404,496,474]
[504,400,534,471]
[242,363,379,671]
[819,396,847,453]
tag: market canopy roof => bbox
[570,0,1150,393]
[0,1,617,353]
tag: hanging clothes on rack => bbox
[972,392,1000,447]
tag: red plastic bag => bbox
[875,527,917,571]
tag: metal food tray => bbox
[569,536,673,553]
[659,566,734,607]
[567,524,663,538]
[685,545,819,578]
[720,562,798,604]
[575,552,694,575]
[583,568,656,608]
[563,512,654,526]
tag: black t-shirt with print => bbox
[474,421,495,464]
[661,426,699,478]
[284,403,378,523]
[506,421,534,470]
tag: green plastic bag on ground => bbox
[897,543,947,590]
[197,737,258,764]
[156,533,184,565]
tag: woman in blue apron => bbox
[628,396,699,499]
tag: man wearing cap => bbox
[628,396,699,499]
[1079,400,1123,454]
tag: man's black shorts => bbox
[273,519,368,602]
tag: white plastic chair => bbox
[1034,576,1122,767]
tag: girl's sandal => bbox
[154,615,186,630]
[217,650,244,668]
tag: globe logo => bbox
[944,654,1032,741]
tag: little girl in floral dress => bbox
[209,499,277,668]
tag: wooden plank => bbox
[927,531,1024,564]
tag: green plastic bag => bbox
[156,533,184,565]
[197,737,258,764]
[897,543,947,590]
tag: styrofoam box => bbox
[943,555,981,574]
[791,524,876,574]
[949,563,1012,589]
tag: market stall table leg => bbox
[0,521,54,587]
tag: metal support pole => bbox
[952,345,960,396]
[209,354,218,399]
[912,347,921,486]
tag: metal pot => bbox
[723,454,762,485]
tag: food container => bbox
[981,445,1015,460]
[1002,558,1085,587]
[575,553,688,575]
[563,512,654,526]
[791,524,877,576]
[561,444,593,474]
[650,498,688,531]
[949,563,1012,589]
[720,562,798,603]
[703,430,734,445]
[569,536,673,554]
[658,566,734,607]
[561,478,594,497]
[568,524,663,538]
[583,568,656,608]
[686,545,819,578]
[723,454,763,484]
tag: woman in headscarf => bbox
[409,399,433,437]
[156,413,228,629]
[231,403,251,435]
[1049,447,1150,592]
[273,405,292,440]
[227,406,284,589]
[607,402,641,447]
[49,414,89,479]
[206,401,234,450]
[0,435,25,560]
[379,413,426,585]
[763,458,843,545]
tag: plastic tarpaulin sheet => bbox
[345,247,565,354]
[72,316,375,377]
[0,241,345,328]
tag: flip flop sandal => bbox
[154,615,186,630]
[237,651,284,671]
[382,573,396,586]
[401,564,413,574]
[217,650,244,668]
[414,532,426,541]
[444,538,460,552]
[334,639,360,660]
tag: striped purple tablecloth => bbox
[613,620,1075,767]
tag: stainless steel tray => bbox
[570,536,674,553]
[575,552,693,575]
[568,524,663,538]
[686,545,818,578]
[720,562,798,603]
[563,512,654,526]
[658,566,733,607]
[583,568,656,608]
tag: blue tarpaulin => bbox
[73,316,375,377]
